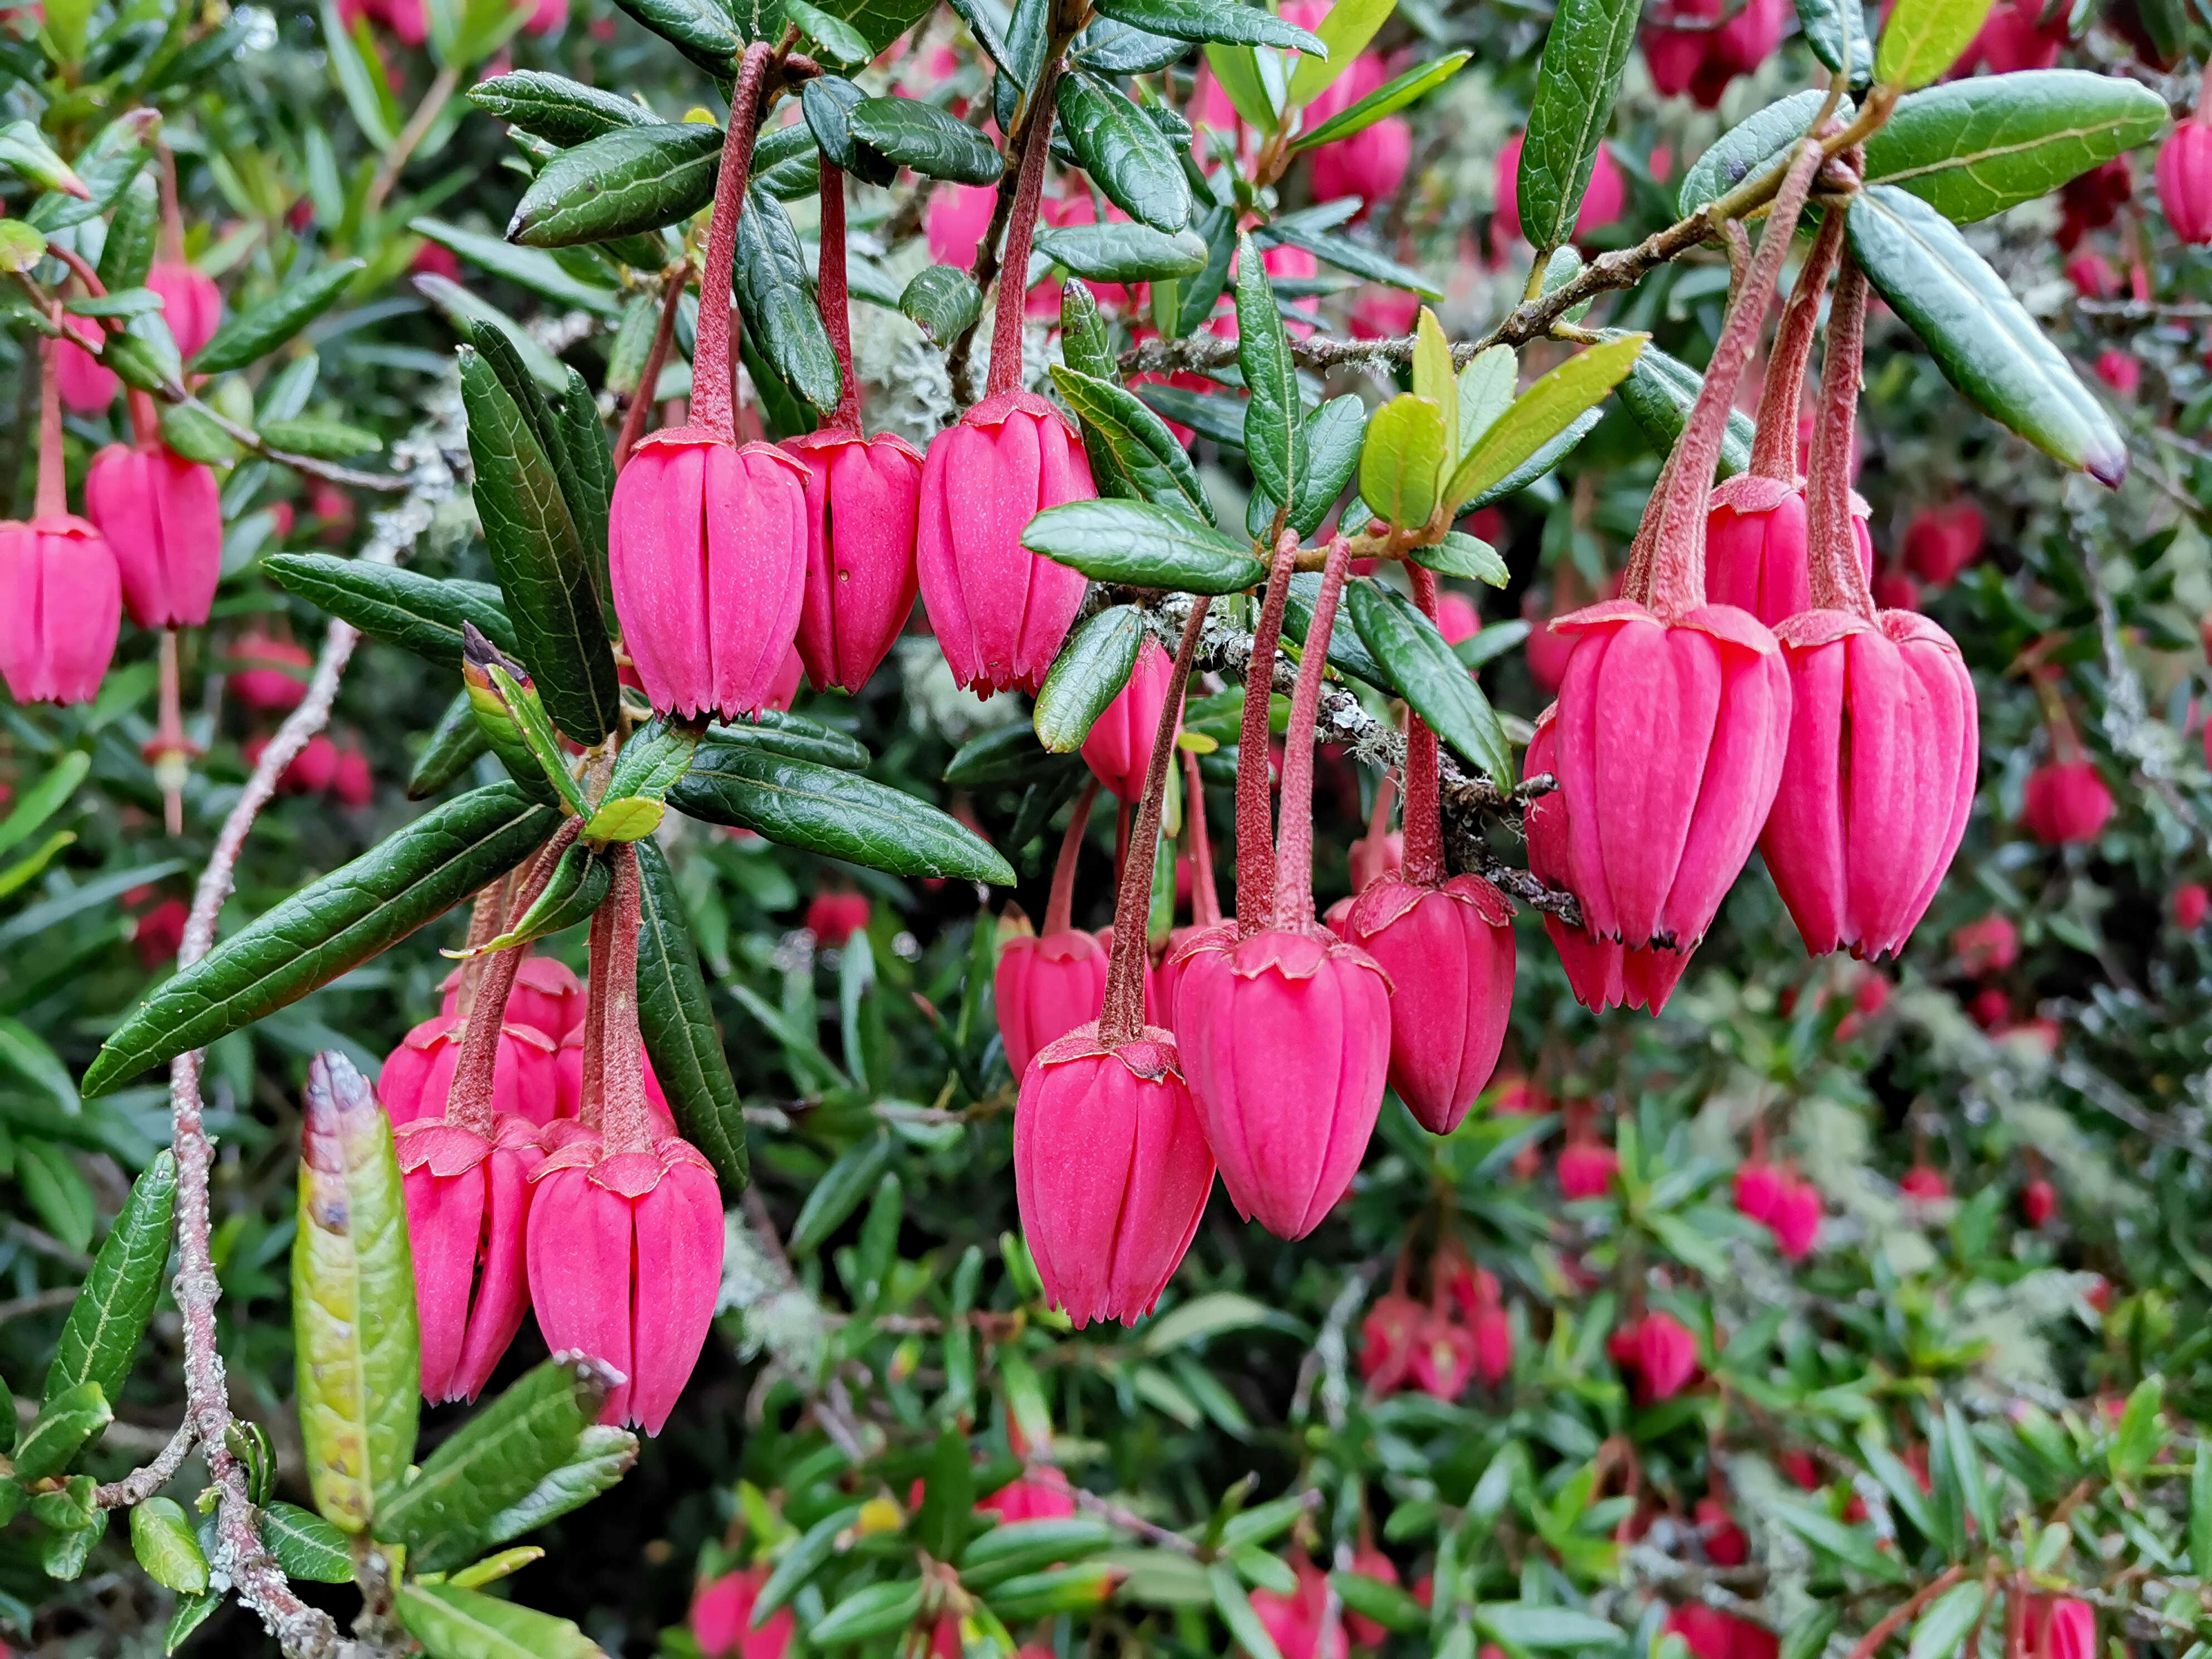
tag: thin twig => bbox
[1846,1566,1967,1659]
[365,64,462,220]
[94,1420,197,1510]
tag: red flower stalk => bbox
[1346,769,1403,891]
[527,847,725,1433]
[1173,538,1393,1239]
[784,160,925,696]
[1156,744,1224,1020]
[1341,565,1515,1134]
[440,952,584,1040]
[995,779,1109,1077]
[1014,601,1217,1326]
[1760,246,1978,961]
[915,62,1095,697]
[1542,145,1820,976]
[0,334,122,707]
[608,46,809,722]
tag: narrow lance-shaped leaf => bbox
[12,1381,111,1481]
[42,1151,177,1405]
[506,123,724,248]
[469,69,662,145]
[1444,332,1645,510]
[397,1581,603,1659]
[1049,365,1216,524]
[294,1051,420,1534]
[1348,579,1516,785]
[410,689,493,799]
[736,186,842,412]
[192,261,365,375]
[80,783,559,1095]
[1516,0,1639,254]
[1024,498,1267,592]
[264,554,517,665]
[1090,0,1324,55]
[1293,52,1471,151]
[1035,606,1146,752]
[636,838,750,1195]
[1236,231,1302,510]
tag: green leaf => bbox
[1857,1432,1943,1547]
[1035,606,1146,753]
[13,1381,110,1481]
[1414,531,1507,585]
[43,1150,175,1406]
[507,124,722,248]
[0,1016,78,1113]
[0,217,46,278]
[705,710,871,769]
[785,0,873,61]
[1141,1291,1274,1351]
[1348,579,1515,783]
[788,1133,891,1255]
[1260,218,1444,299]
[807,0,935,54]
[1093,0,1325,53]
[1359,394,1447,527]
[1862,71,2171,222]
[459,347,622,740]
[96,173,159,292]
[736,186,842,412]
[847,97,1004,185]
[1846,185,2126,485]
[26,109,156,234]
[986,1561,1119,1620]
[1444,333,1643,511]
[1614,336,1757,477]
[1237,232,1303,509]
[17,1136,96,1253]
[265,556,516,666]
[258,418,382,459]
[1797,0,1874,81]
[809,1578,925,1646]
[606,0,743,73]
[1283,571,1395,692]
[671,748,1015,884]
[1332,1568,1427,1634]
[1036,221,1210,281]
[901,264,984,345]
[1060,279,1120,383]
[1079,14,1189,71]
[0,749,88,861]
[1203,42,1278,129]
[556,366,613,576]
[1678,90,1835,216]
[1876,0,1995,90]
[130,1497,210,1595]
[260,1501,354,1584]
[469,70,660,145]
[945,724,1072,787]
[397,1580,602,1659]
[1212,1561,1286,1659]
[1768,1498,1909,1583]
[803,76,900,189]
[2110,1374,2167,1482]
[192,262,364,376]
[1477,1605,1624,1650]
[961,1518,1119,1588]
[1288,0,1393,104]
[81,784,557,1096]
[2194,1432,2212,1578]
[1173,202,1242,336]
[0,119,89,198]
[469,1424,638,1553]
[166,1592,222,1652]
[294,1052,419,1535]
[1289,393,1366,537]
[1058,71,1192,232]
[156,403,241,465]
[1516,0,1638,253]
[1024,498,1268,592]
[751,1502,865,1622]
[381,1355,617,1572]
[1908,1582,1986,1659]
[1291,51,1472,151]
[413,219,622,316]
[1049,365,1216,523]
[1139,381,1251,448]
[635,839,749,1195]
[411,691,493,800]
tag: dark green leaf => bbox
[1614,337,1756,477]
[736,187,842,411]
[706,710,871,769]
[1050,365,1216,523]
[1138,380,1249,447]
[192,261,364,376]
[96,172,159,294]
[1037,220,1210,281]
[397,1582,601,1659]
[809,1578,926,1646]
[1058,71,1191,232]
[470,1424,637,1551]
[1292,52,1471,151]
[265,555,516,665]
[80,784,558,1095]
[606,0,743,74]
[1289,394,1366,536]
[754,1503,866,1621]
[293,1053,419,1534]
[961,1517,1118,1588]
[1517,0,1638,253]
[42,1151,175,1406]
[636,839,749,1194]
[410,691,492,799]
[671,748,1016,883]
[1173,202,1241,336]
[470,70,659,145]
[1332,1568,1427,1634]
[806,0,935,55]
[1092,0,1323,53]
[1259,218,1443,298]
[459,346,623,739]
[984,1562,1118,1619]
[414,219,623,315]
[1035,605,1145,752]
[901,264,985,345]
[1078,15,1189,71]
[1060,279,1119,382]
[1908,1583,1987,1659]
[260,1502,353,1584]
[557,367,614,578]
[1847,184,2126,484]
[1348,579,1515,783]
[1024,498,1267,591]
[507,124,722,248]
[944,724,1070,787]
[1236,231,1302,508]
[848,97,1004,185]
[258,418,380,459]
[1862,71,2170,222]
[1284,571,1396,693]
[13,1381,110,1481]
[785,0,872,61]
[803,77,900,189]
[1768,1498,1909,1583]
[787,1133,891,1254]
[1677,92,1832,217]
[24,110,151,231]
[1796,0,1874,82]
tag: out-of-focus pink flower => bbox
[690,1565,795,1658]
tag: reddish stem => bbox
[1747,208,1846,480]
[158,145,185,264]
[1274,535,1352,930]
[1624,139,1826,620]
[129,389,159,448]
[1182,745,1220,928]
[817,159,862,433]
[577,890,614,1131]
[615,268,687,470]
[36,334,65,520]
[1403,565,1445,887]
[596,847,658,1155]
[451,876,515,1019]
[442,821,581,1135]
[1805,251,1875,619]
[156,629,187,836]
[1236,530,1301,935]
[693,43,776,444]
[1044,778,1100,935]
[1100,598,1213,1044]
[986,55,1064,400]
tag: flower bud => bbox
[333,743,373,807]
[441,954,584,1040]
[2022,759,2113,845]
[1902,500,1985,587]
[782,428,924,695]
[1082,640,1177,804]
[85,439,222,628]
[1633,1310,1698,1400]
[1953,912,2019,975]
[804,889,872,947]
[2157,117,2212,244]
[1013,1029,1214,1327]
[2174,882,2208,930]
[608,431,809,721]
[1360,1291,1422,1394]
[916,391,1094,697]
[995,921,1110,1079]
[1770,1175,1821,1260]
[378,1013,561,1128]
[1734,1160,1783,1224]
[2022,1176,2057,1228]
[55,325,117,413]
[1900,1163,1949,1201]
[1695,1497,1749,1566]
[977,1474,1077,1522]
[392,1114,544,1402]
[0,513,122,705]
[148,260,222,360]
[225,630,313,710]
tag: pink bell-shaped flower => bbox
[1360,1291,1423,1393]
[1641,0,1720,98]
[1409,1312,1477,1399]
[2023,758,2113,845]
[379,1013,561,1127]
[691,1565,795,1659]
[1953,911,2019,974]
[917,390,1094,697]
[783,427,923,695]
[1172,537,1391,1240]
[148,259,222,360]
[2157,114,2212,245]
[1735,1159,1783,1223]
[85,420,224,629]
[1472,1300,1512,1385]
[1903,499,1985,586]
[226,629,312,710]
[394,1113,545,1403]
[1081,639,1176,803]
[1249,1558,1348,1659]
[1704,476,1873,629]
[1710,0,1784,74]
[1770,1175,1821,1260]
[54,322,117,414]
[1557,1136,1618,1199]
[440,952,584,1040]
[1306,55,1411,212]
[526,848,725,1434]
[995,780,1110,1075]
[1633,1309,1699,1400]
[1,340,121,706]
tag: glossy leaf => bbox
[1237,232,1303,507]
[736,186,842,412]
[1414,531,1508,585]
[13,1381,110,1482]
[294,1052,419,1535]
[1287,0,1392,104]
[192,261,365,376]
[1060,279,1119,382]
[42,1150,176,1406]
[469,70,659,145]
[901,264,984,345]
[130,1498,210,1595]
[809,1578,926,1646]
[804,76,900,189]
[397,1581,601,1659]
[1050,364,1215,523]
[1908,1582,1987,1659]
[1677,91,1834,216]
[1036,220,1210,280]
[1359,394,1448,528]
[785,0,872,61]
[1348,579,1515,784]
[847,97,1003,183]
[705,710,872,769]
[1516,0,1638,253]
[1025,498,1268,592]
[1173,202,1241,336]
[1036,605,1146,753]
[1876,0,1996,90]
[260,1502,355,1584]
[671,748,1016,884]
[469,1424,638,1554]
[265,555,516,665]
[258,418,381,459]
[1614,337,1757,477]
[1285,571,1396,693]
[606,0,743,74]
[1847,184,2125,484]
[411,691,493,799]
[1078,16,1189,71]
[1092,0,1323,54]
[507,124,722,247]
[1862,71,2170,222]
[945,724,1076,787]
[1058,71,1191,231]
[636,839,749,1194]
[1797,0,1874,81]
[1292,51,1471,151]
[81,784,558,1095]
